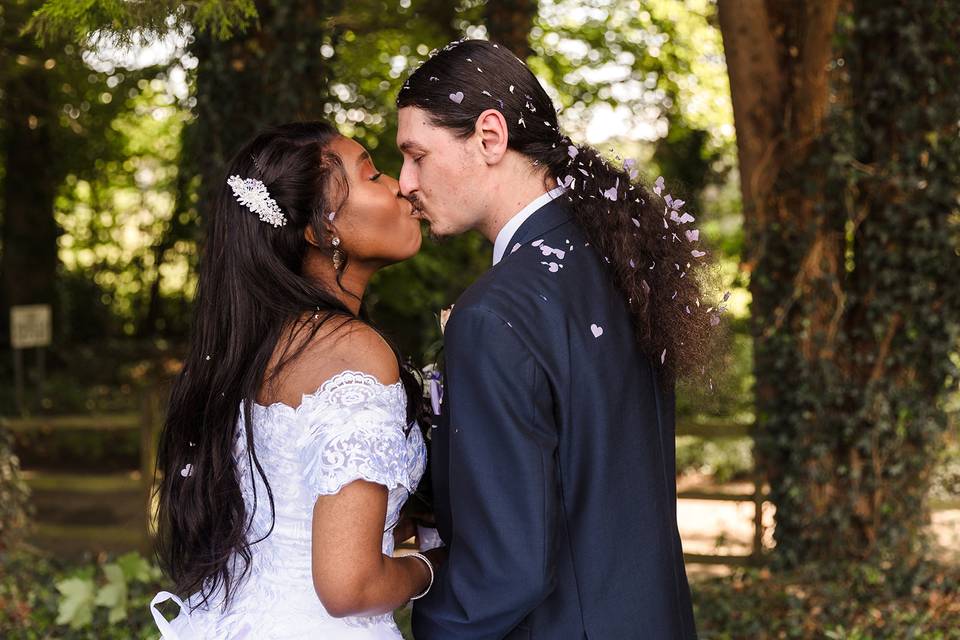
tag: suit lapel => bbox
[506,197,573,252]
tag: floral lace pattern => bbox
[152,371,426,639]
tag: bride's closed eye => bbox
[370,171,383,182]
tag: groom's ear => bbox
[475,109,509,166]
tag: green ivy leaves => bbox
[55,552,162,630]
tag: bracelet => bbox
[408,552,434,601]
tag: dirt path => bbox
[677,478,960,579]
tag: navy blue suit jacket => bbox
[412,198,697,639]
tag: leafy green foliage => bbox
[51,552,163,630]
[1,550,164,638]
[0,428,30,551]
[693,563,960,639]
[26,0,258,46]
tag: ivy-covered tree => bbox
[721,0,960,577]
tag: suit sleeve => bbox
[413,305,561,639]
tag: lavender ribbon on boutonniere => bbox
[428,369,443,416]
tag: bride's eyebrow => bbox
[356,150,372,167]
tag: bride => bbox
[149,121,443,638]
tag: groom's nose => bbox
[398,159,417,198]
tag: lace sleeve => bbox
[295,371,414,499]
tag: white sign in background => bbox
[10,304,52,349]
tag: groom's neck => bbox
[475,158,555,244]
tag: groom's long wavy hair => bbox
[155,122,424,610]
[398,40,722,381]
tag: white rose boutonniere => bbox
[439,305,453,335]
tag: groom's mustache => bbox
[406,193,424,213]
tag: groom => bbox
[397,40,698,639]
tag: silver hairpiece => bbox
[227,175,287,227]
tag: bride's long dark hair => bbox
[155,121,424,609]
[398,40,722,380]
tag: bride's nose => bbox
[382,173,402,193]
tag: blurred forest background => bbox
[1,0,958,638]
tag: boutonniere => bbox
[439,305,454,335]
[422,305,453,418]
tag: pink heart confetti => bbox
[590,324,604,338]
[449,92,464,104]
[180,463,194,478]
[661,348,667,364]
[691,249,707,258]
[568,145,579,159]
[654,176,665,195]
[685,229,699,242]
[540,245,566,259]
[679,212,696,224]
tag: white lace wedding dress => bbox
[150,371,426,639]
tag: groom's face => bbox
[397,107,484,238]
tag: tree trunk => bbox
[719,0,846,567]
[484,0,538,60]
[721,0,960,576]
[1,24,61,340]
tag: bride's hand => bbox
[393,515,418,547]
[422,546,448,572]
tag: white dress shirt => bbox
[491,186,566,266]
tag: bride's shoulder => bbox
[317,320,400,386]
[259,319,399,408]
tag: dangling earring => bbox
[331,236,344,270]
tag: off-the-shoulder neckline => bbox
[250,369,404,413]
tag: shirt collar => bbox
[492,186,566,266]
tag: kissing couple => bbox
[150,39,712,639]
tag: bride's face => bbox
[326,136,422,267]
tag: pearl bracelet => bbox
[408,552,434,601]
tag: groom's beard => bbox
[427,227,453,243]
